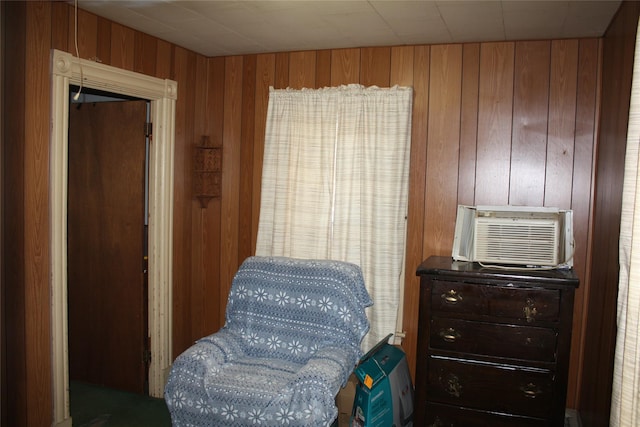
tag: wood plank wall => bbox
[3,2,604,424]
[217,40,600,410]
[579,2,640,426]
[3,3,28,426]
[3,2,53,425]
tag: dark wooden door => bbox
[67,100,148,394]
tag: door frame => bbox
[50,49,177,426]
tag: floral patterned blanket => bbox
[164,256,372,426]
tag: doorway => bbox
[67,88,150,395]
[51,49,177,427]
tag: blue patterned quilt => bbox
[165,256,373,426]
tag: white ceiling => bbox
[76,0,622,57]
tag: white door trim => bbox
[50,49,177,426]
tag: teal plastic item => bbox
[351,334,414,427]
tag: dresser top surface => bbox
[416,256,579,287]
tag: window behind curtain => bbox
[256,84,413,351]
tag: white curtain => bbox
[611,18,640,427]
[256,84,413,351]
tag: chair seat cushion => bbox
[205,355,303,409]
[166,335,345,426]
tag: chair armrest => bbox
[166,329,246,395]
[274,346,358,426]
[197,328,246,357]
[293,345,359,394]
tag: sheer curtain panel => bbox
[256,84,413,350]
[611,18,640,427]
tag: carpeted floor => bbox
[69,381,171,427]
[68,380,581,427]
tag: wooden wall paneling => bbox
[110,23,135,71]
[155,39,172,80]
[360,47,391,87]
[134,32,157,76]
[202,197,222,336]
[331,48,360,86]
[201,55,218,337]
[315,49,331,88]
[389,46,414,87]
[581,153,620,427]
[475,42,515,205]
[580,3,639,424]
[171,46,195,357]
[569,38,600,408]
[289,50,316,89]
[96,16,111,65]
[402,45,429,378]
[67,6,97,60]
[183,48,198,343]
[190,165,204,340]
[25,3,52,425]
[252,54,276,254]
[208,57,226,147]
[389,44,413,369]
[423,44,462,256]
[3,2,27,424]
[541,41,581,405]
[275,52,289,89]
[219,56,244,322]
[204,56,225,334]
[582,6,637,425]
[545,39,579,209]
[51,1,68,52]
[238,55,257,263]
[458,43,480,206]
[1,3,6,421]
[190,54,209,340]
[509,41,550,206]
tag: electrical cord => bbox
[73,0,83,101]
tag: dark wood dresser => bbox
[414,256,579,426]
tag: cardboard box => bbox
[351,336,414,427]
[336,374,358,427]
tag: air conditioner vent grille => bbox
[474,218,559,265]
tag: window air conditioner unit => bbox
[452,205,574,267]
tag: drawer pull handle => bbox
[523,298,538,323]
[442,290,462,304]
[439,327,461,343]
[520,382,542,399]
[445,374,462,397]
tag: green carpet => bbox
[69,381,171,427]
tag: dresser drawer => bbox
[430,317,558,362]
[424,402,549,427]
[426,357,554,418]
[431,280,560,323]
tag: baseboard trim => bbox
[566,409,582,427]
[53,417,72,427]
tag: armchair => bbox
[164,256,372,426]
